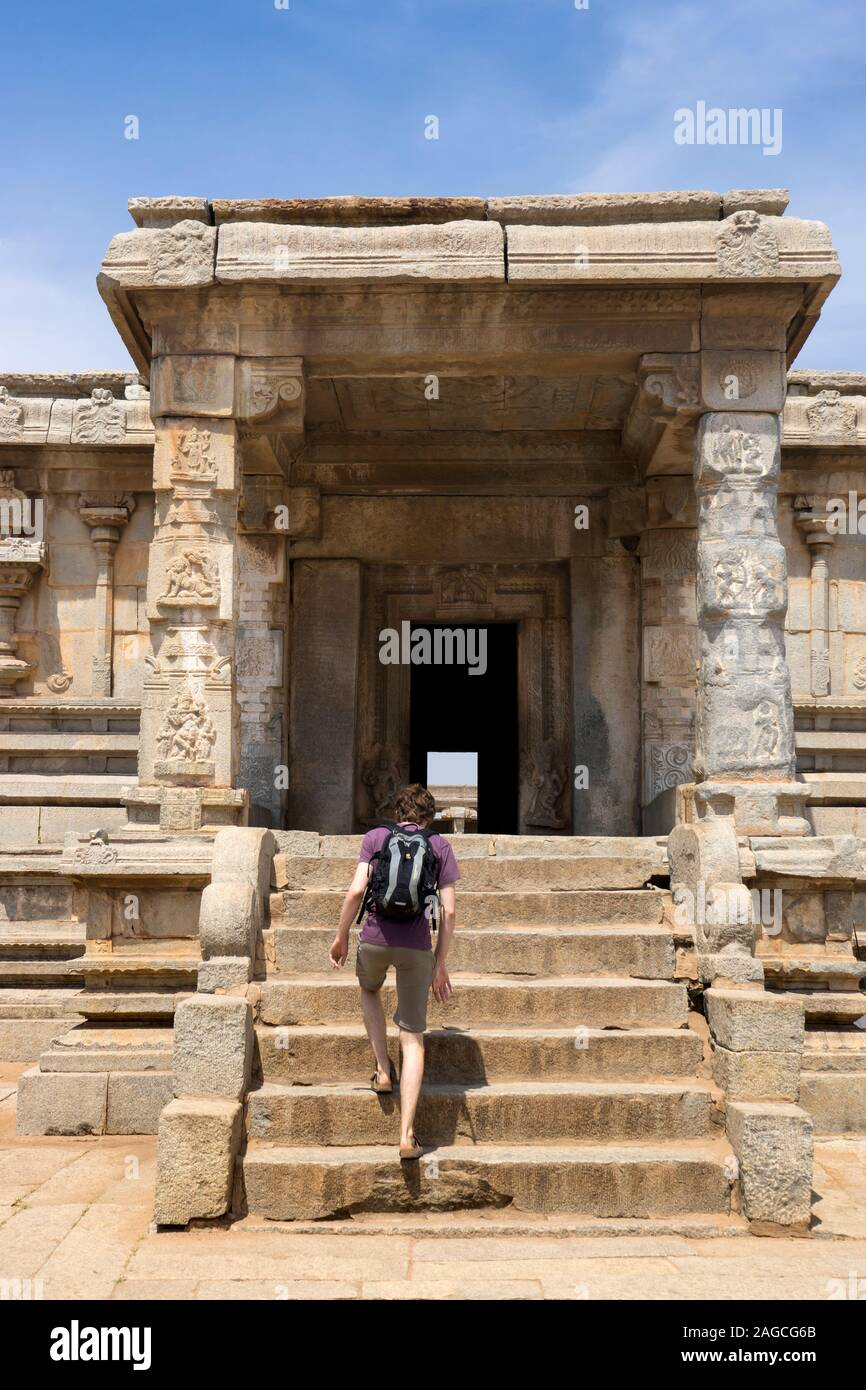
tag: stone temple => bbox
[1,189,865,1231]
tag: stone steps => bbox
[255,1022,705,1085]
[235,1209,750,1239]
[799,1027,866,1135]
[73,990,193,1021]
[241,1137,735,1222]
[244,840,730,1226]
[272,888,668,929]
[276,854,655,892]
[259,974,689,1029]
[0,923,86,957]
[0,919,87,988]
[247,1078,719,1146]
[767,988,866,1024]
[272,924,676,979]
[67,955,199,989]
[0,986,84,1062]
[39,1023,174,1073]
[762,955,866,991]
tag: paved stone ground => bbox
[2,1062,866,1301]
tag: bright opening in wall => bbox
[426,751,478,788]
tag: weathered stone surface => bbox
[705,988,804,1052]
[260,976,689,1029]
[506,217,838,284]
[129,197,211,228]
[16,1067,108,1135]
[173,994,253,1100]
[212,196,486,225]
[726,1100,813,1227]
[712,1042,800,1100]
[489,191,721,225]
[248,1079,716,1146]
[101,222,217,289]
[154,1097,242,1226]
[197,956,250,994]
[241,1141,732,1221]
[749,835,861,881]
[722,190,790,218]
[107,1071,173,1133]
[799,1072,866,1134]
[256,1023,704,1086]
[216,221,505,283]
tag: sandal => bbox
[371,1070,393,1094]
[399,1136,424,1161]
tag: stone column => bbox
[126,353,304,832]
[794,501,834,699]
[692,410,808,834]
[79,493,135,697]
[127,413,247,832]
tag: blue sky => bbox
[2,0,865,370]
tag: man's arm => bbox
[432,882,456,1002]
[329,861,369,968]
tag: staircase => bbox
[0,868,84,1060]
[240,835,741,1230]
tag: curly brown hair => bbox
[390,783,436,826]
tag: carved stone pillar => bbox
[794,500,834,698]
[692,411,808,834]
[79,493,135,696]
[127,416,246,831]
[0,470,46,692]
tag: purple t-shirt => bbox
[358,823,460,951]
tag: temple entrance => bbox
[354,562,573,835]
[408,623,519,833]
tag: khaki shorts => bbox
[355,942,436,1034]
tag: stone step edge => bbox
[250,1078,719,1099]
[233,1212,750,1239]
[254,1022,698,1037]
[243,1136,734,1163]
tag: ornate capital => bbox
[236,357,305,431]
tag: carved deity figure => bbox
[156,688,216,764]
[751,700,780,761]
[172,426,216,479]
[526,739,566,828]
[161,549,219,603]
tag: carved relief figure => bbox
[71,389,126,444]
[807,389,857,438]
[714,424,765,477]
[156,687,216,764]
[751,699,781,762]
[361,744,400,816]
[714,552,748,606]
[716,210,780,276]
[171,426,217,481]
[151,220,213,286]
[159,549,220,605]
[0,387,23,441]
[525,739,567,828]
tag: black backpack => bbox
[357,821,441,929]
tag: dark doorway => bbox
[409,623,519,833]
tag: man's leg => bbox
[360,986,391,1086]
[398,1029,425,1146]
